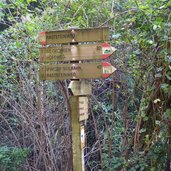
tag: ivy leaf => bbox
[0,2,6,8]
[147,40,154,45]
[27,0,37,3]
[15,41,22,48]
[153,25,157,30]
[166,72,171,80]
[165,109,171,119]
[156,67,163,72]
[166,56,171,63]
[0,65,6,73]
[112,33,121,39]
[140,128,146,133]
[160,83,169,89]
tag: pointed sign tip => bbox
[111,47,117,52]
[101,44,117,59]
[102,62,116,78]
[111,65,117,73]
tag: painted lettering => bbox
[42,47,70,54]
[46,72,77,78]
[46,55,65,59]
[46,67,61,72]
[46,34,72,40]
[63,66,81,70]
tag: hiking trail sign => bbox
[40,43,116,63]
[38,27,116,171]
[39,62,116,80]
[38,27,109,45]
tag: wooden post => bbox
[69,79,92,171]
[38,27,115,171]
[70,96,84,171]
[68,80,92,171]
[69,32,84,171]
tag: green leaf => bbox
[147,40,154,45]
[166,72,171,80]
[0,2,6,8]
[166,56,171,63]
[140,128,146,133]
[165,109,171,119]
[27,0,37,3]
[160,83,169,90]
[0,65,6,73]
[112,33,121,39]
[15,41,22,48]
[153,25,157,30]
[156,67,163,72]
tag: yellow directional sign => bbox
[40,43,116,62]
[39,27,109,45]
[39,62,116,80]
[37,26,116,171]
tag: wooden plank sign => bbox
[39,62,116,80]
[40,43,116,62]
[38,27,109,45]
[79,97,89,121]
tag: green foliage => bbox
[99,0,171,170]
[0,0,170,170]
[0,146,29,171]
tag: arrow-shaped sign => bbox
[38,27,109,45]
[39,62,116,80]
[40,43,116,63]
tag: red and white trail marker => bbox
[102,62,117,78]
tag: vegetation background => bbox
[0,0,171,170]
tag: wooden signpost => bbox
[40,62,116,80]
[40,43,116,62]
[38,27,116,171]
[39,27,109,45]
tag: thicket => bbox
[0,0,170,170]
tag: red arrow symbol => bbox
[102,62,117,78]
[101,43,116,59]
[39,31,46,45]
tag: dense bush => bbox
[0,0,170,170]
[0,146,29,171]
